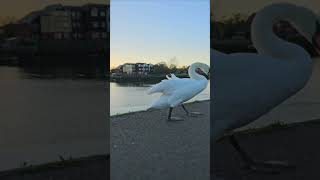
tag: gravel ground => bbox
[111,100,210,180]
[214,119,320,180]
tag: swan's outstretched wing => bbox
[147,75,193,95]
[165,73,179,80]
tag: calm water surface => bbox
[0,66,108,171]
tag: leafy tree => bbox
[152,61,171,74]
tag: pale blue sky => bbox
[111,0,210,67]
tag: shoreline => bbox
[0,155,109,180]
[110,99,210,117]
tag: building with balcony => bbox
[115,63,154,75]
[0,3,110,55]
[9,3,109,41]
[136,63,153,75]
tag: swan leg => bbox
[181,104,189,115]
[167,107,183,121]
[229,135,294,174]
[181,104,203,116]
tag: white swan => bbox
[212,3,320,173]
[148,62,209,120]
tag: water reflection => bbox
[0,55,108,80]
[0,62,108,171]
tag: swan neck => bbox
[251,4,309,59]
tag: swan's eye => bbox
[195,68,203,74]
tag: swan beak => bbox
[200,71,209,79]
[204,73,209,80]
[312,22,320,54]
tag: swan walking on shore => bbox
[148,62,209,121]
[212,3,320,174]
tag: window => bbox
[72,12,76,17]
[91,8,98,17]
[102,32,107,39]
[54,33,62,40]
[91,32,100,39]
[92,22,99,28]
[64,33,70,39]
[100,11,106,17]
[101,22,106,28]
[62,22,70,28]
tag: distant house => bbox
[122,63,136,74]
[1,3,110,41]
[0,3,110,55]
[38,3,109,40]
[135,63,153,75]
[115,63,154,75]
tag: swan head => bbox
[286,4,320,53]
[189,62,210,80]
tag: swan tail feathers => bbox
[170,74,179,79]
[147,79,171,95]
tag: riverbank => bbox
[110,73,189,83]
[0,155,109,180]
[111,100,210,180]
[214,119,320,179]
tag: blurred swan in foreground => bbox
[148,62,209,121]
[212,3,320,175]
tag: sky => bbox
[212,0,320,21]
[110,0,210,68]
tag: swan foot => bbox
[229,134,294,174]
[168,117,184,121]
[243,160,294,174]
[188,111,203,117]
[181,104,202,117]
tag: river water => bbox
[0,66,109,171]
